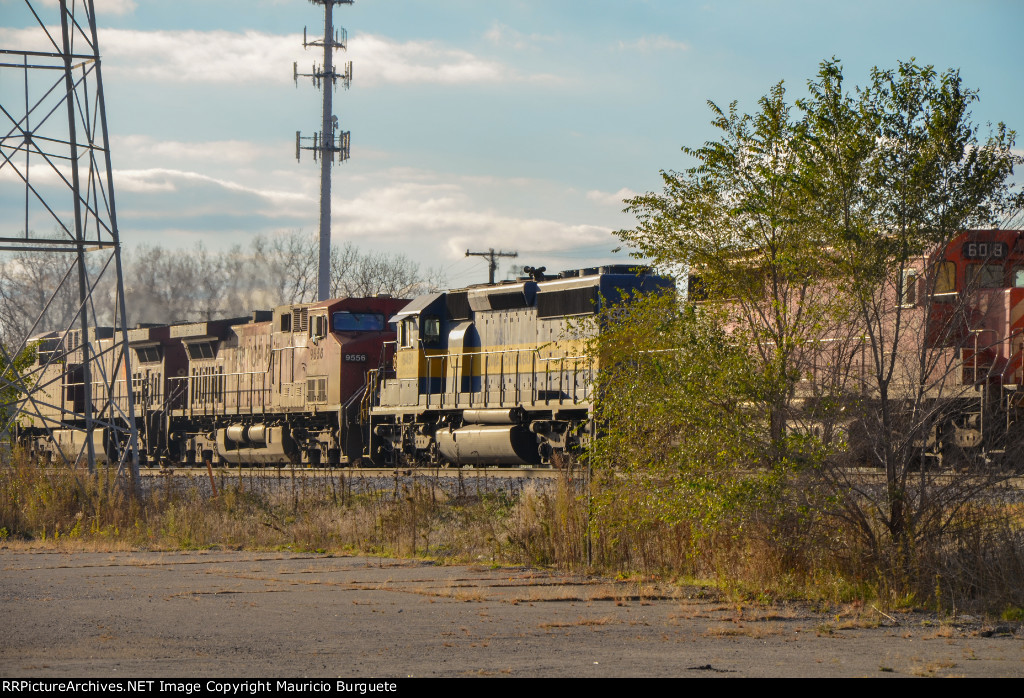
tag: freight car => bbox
[365,265,671,466]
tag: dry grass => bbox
[909,659,958,677]
[921,621,957,639]
[703,622,785,639]
[538,616,614,629]
[3,454,1024,616]
[0,458,525,562]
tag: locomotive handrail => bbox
[968,328,1000,385]
[184,367,270,417]
[411,343,595,410]
[1000,327,1024,386]
[343,381,366,412]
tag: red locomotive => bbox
[19,296,406,467]
[918,229,1024,460]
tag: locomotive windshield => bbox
[332,311,386,332]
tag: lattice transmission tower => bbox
[0,0,139,485]
[295,0,354,302]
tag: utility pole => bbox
[466,249,519,285]
[295,0,353,302]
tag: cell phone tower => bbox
[0,0,140,489]
[295,0,354,302]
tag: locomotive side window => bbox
[398,318,415,348]
[134,346,162,364]
[1013,267,1024,288]
[422,316,441,345]
[333,311,385,332]
[185,341,215,360]
[967,263,1003,289]
[280,314,292,333]
[934,261,956,295]
[311,314,327,338]
[899,269,918,307]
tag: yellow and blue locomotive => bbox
[366,265,670,466]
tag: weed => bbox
[704,623,783,639]
[1000,605,1024,622]
[3,453,1024,616]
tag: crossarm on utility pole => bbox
[465,248,518,285]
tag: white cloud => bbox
[98,28,302,84]
[115,167,312,212]
[34,0,137,16]
[586,187,637,206]
[353,34,504,85]
[353,34,559,86]
[4,140,619,268]
[0,158,70,188]
[113,135,283,167]
[484,22,558,50]
[618,35,689,52]
[0,24,560,88]
[94,0,137,15]
[0,27,553,86]
[110,164,617,262]
[334,180,612,258]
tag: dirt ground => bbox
[1,549,1021,678]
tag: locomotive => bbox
[366,265,670,466]
[24,223,1022,471]
[916,228,1024,459]
[18,296,407,467]
[16,265,669,468]
[787,227,1024,464]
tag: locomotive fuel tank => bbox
[436,425,539,465]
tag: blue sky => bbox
[3,0,1023,287]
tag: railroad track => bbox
[136,465,1024,487]
[138,465,564,479]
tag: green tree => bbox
[797,60,1022,549]
[0,342,39,450]
[617,82,849,464]
[612,59,1023,599]
[588,292,777,568]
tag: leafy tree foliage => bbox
[589,292,775,540]
[0,342,39,444]
[617,82,851,461]
[608,59,1023,597]
[796,61,1022,545]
